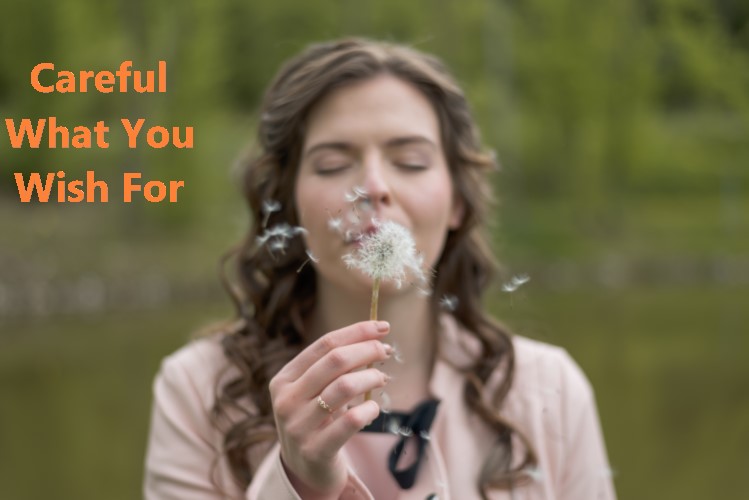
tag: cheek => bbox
[295,179,324,227]
[295,180,343,253]
[411,172,455,222]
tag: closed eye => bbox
[396,163,428,171]
[315,164,351,175]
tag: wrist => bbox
[280,456,346,500]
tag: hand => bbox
[269,320,392,499]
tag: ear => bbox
[448,194,465,230]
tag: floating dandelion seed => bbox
[387,418,401,435]
[391,342,404,364]
[599,466,616,479]
[328,217,344,233]
[296,249,320,273]
[523,466,544,483]
[439,294,458,312]
[261,200,281,227]
[380,392,392,414]
[256,223,307,257]
[268,239,287,254]
[344,185,368,203]
[398,426,413,437]
[501,273,531,293]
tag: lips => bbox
[344,224,379,245]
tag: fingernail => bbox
[376,321,390,332]
[382,343,394,355]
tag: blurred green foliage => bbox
[2,0,748,212]
[1,0,748,499]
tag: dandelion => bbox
[342,219,424,399]
[261,199,281,227]
[342,220,425,289]
[501,273,530,293]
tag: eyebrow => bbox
[303,135,437,158]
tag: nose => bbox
[360,154,391,208]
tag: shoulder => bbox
[510,334,595,406]
[154,334,233,413]
[503,334,604,459]
[439,313,595,407]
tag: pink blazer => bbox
[144,314,617,499]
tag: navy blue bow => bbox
[360,399,440,489]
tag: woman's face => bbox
[294,75,463,296]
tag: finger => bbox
[290,368,388,433]
[298,340,392,399]
[319,368,390,412]
[280,321,390,382]
[305,400,381,461]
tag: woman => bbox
[144,38,616,500]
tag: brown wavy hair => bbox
[211,37,537,498]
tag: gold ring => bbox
[316,396,333,413]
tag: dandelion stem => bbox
[364,277,381,401]
[370,277,380,322]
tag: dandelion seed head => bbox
[342,220,425,287]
